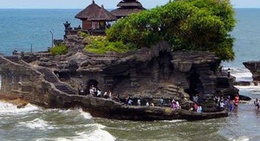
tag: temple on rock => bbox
[65,0,146,36]
[74,0,117,35]
[0,0,248,121]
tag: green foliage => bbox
[50,44,68,55]
[84,36,130,54]
[106,0,236,61]
[78,31,89,38]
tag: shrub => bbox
[78,31,89,38]
[84,36,130,54]
[50,44,68,55]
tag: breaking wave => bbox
[0,101,115,141]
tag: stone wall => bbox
[0,56,48,106]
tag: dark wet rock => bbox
[243,61,260,82]
[234,81,251,86]
[0,41,241,120]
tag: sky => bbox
[0,0,260,9]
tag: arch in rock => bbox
[86,79,99,94]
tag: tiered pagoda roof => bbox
[111,0,146,18]
[75,0,117,21]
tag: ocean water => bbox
[0,9,81,55]
[1,9,260,141]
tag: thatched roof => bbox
[88,5,117,21]
[111,0,145,18]
[111,8,145,18]
[75,0,117,21]
[117,1,144,8]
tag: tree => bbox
[106,0,236,61]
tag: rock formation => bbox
[243,61,260,84]
[0,37,242,120]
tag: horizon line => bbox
[0,7,260,10]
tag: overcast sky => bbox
[0,0,259,9]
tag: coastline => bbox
[0,93,228,121]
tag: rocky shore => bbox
[0,93,228,121]
[0,37,247,121]
[243,61,260,85]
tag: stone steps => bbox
[37,68,59,83]
[4,56,20,64]
[161,84,180,96]
[37,68,77,95]
[55,84,76,95]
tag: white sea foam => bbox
[13,107,115,141]
[18,118,50,130]
[36,123,116,141]
[163,119,185,123]
[0,101,40,115]
[236,85,260,95]
[71,124,116,141]
[48,108,93,120]
[78,108,93,119]
[224,67,253,82]
[230,136,250,141]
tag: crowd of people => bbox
[126,96,156,107]
[87,85,260,114]
[89,85,112,99]
[213,94,260,112]
[190,94,202,113]
[86,85,260,113]
[125,96,181,110]
[214,94,240,112]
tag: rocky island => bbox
[0,0,245,120]
[243,61,260,85]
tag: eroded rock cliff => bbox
[0,40,239,120]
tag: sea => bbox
[0,8,260,141]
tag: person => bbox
[137,99,141,106]
[159,97,164,106]
[193,94,198,103]
[175,100,181,109]
[89,85,96,96]
[197,105,202,113]
[103,91,108,98]
[103,90,111,99]
[229,100,234,112]
[108,90,112,99]
[171,99,177,109]
[219,100,225,110]
[146,101,150,107]
[254,98,260,109]
[224,98,229,110]
[97,89,102,97]
[193,102,198,112]
[128,98,133,105]
[114,94,120,102]
[234,94,239,107]
[227,68,231,77]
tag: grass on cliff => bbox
[49,44,68,55]
[83,36,134,54]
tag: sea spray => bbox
[223,67,253,82]
[0,101,116,141]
